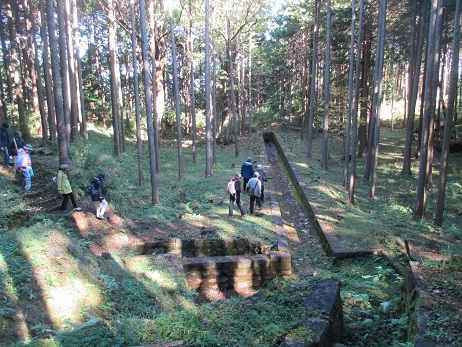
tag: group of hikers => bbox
[1,122,107,220]
[228,156,268,218]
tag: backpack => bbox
[226,179,236,195]
[87,183,97,196]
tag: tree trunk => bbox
[370,0,387,198]
[24,0,46,143]
[344,0,356,188]
[435,0,461,226]
[248,32,253,136]
[357,27,371,158]
[39,0,56,142]
[189,0,197,164]
[140,0,159,204]
[64,0,79,143]
[205,0,212,177]
[149,0,160,173]
[108,0,121,155]
[321,0,332,170]
[306,0,319,158]
[131,0,144,186]
[348,0,365,204]
[9,4,27,137]
[169,7,185,180]
[46,0,68,164]
[403,2,426,175]
[414,0,442,219]
[226,15,239,157]
[71,0,86,141]
[0,10,14,119]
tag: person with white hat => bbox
[255,164,268,205]
[246,171,262,215]
[16,144,34,191]
[57,164,81,212]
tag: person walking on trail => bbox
[9,130,25,171]
[91,173,108,220]
[241,156,254,188]
[16,144,34,191]
[229,173,246,218]
[255,164,268,204]
[1,123,10,167]
[57,164,81,212]
[246,172,262,215]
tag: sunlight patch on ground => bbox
[47,279,101,325]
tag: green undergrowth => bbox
[274,126,462,346]
[1,124,461,346]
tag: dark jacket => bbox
[9,137,25,156]
[0,127,9,147]
[256,169,267,186]
[241,161,254,179]
[91,177,104,202]
[234,179,242,193]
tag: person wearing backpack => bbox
[240,156,254,188]
[57,164,81,212]
[90,173,108,220]
[228,173,246,218]
[246,172,262,215]
[255,164,268,204]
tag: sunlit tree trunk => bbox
[205,0,212,177]
[24,0,47,143]
[149,0,160,172]
[39,0,56,142]
[70,0,86,141]
[63,0,78,143]
[169,5,185,180]
[415,0,442,219]
[435,0,461,226]
[46,0,68,164]
[131,0,144,186]
[188,0,197,164]
[370,0,387,198]
[108,0,121,155]
[140,0,159,204]
[344,0,356,188]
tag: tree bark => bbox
[169,6,185,180]
[321,0,332,170]
[435,0,461,226]
[140,0,159,204]
[46,0,68,164]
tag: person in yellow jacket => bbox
[57,164,81,212]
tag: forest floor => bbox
[1,125,461,346]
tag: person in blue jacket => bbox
[240,156,254,188]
